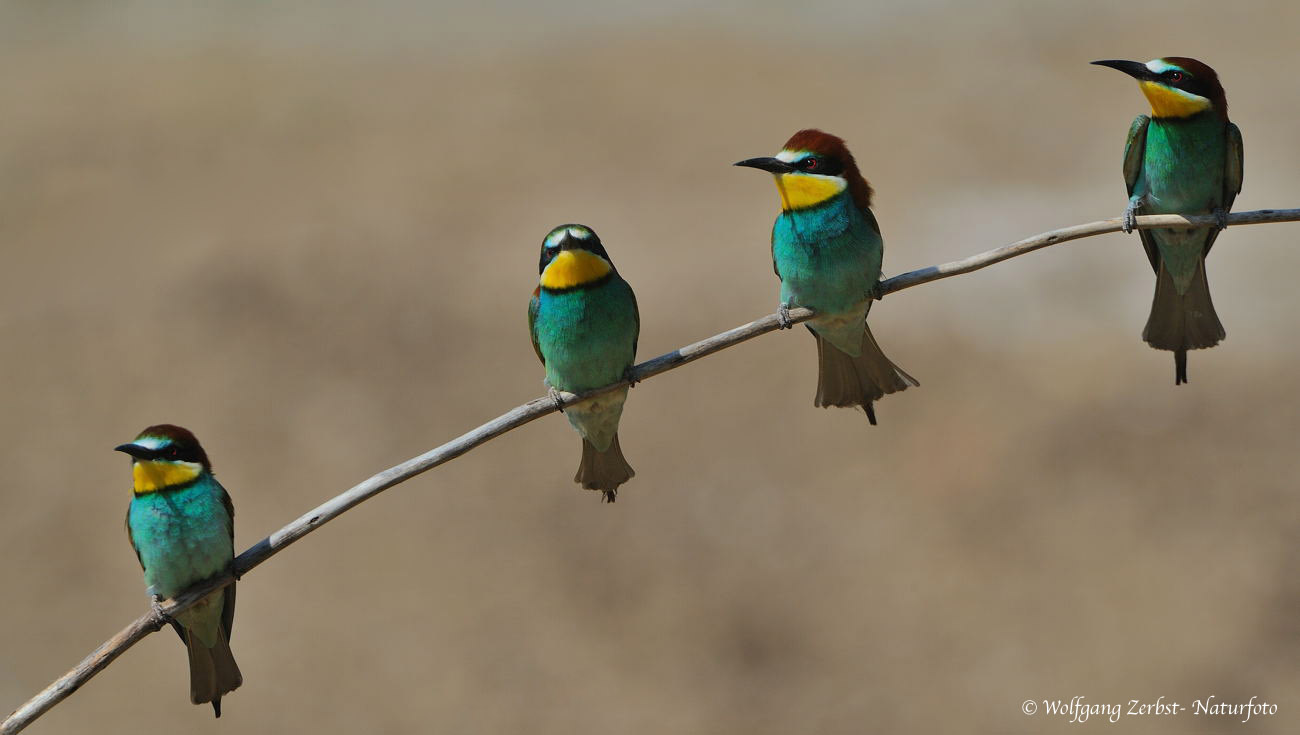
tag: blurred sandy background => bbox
[1,2,1297,733]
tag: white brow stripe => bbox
[544,226,594,249]
[132,436,168,451]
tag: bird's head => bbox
[1091,57,1226,120]
[734,129,873,212]
[537,224,615,291]
[115,424,211,494]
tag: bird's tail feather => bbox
[186,626,242,717]
[1142,260,1225,385]
[813,325,918,423]
[576,434,634,502]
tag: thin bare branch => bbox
[5,208,1297,734]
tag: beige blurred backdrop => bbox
[1,2,1297,733]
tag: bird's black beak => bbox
[114,443,151,459]
[1091,59,1154,81]
[733,157,796,174]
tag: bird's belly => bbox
[1145,227,1212,293]
[776,244,875,317]
[175,590,227,646]
[1141,173,1221,214]
[809,301,870,356]
[566,388,629,451]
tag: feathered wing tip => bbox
[813,325,919,423]
[575,434,635,502]
[186,627,243,717]
[1142,260,1225,385]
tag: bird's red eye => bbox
[1168,71,1183,82]
[804,157,819,170]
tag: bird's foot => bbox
[623,366,639,388]
[547,386,566,413]
[1213,207,1229,231]
[150,595,173,625]
[1121,202,1139,234]
[776,303,794,330]
[869,281,885,302]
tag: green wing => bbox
[1122,115,1150,197]
[628,281,640,359]
[1224,122,1244,212]
[1122,115,1164,273]
[527,286,545,365]
[219,482,237,640]
[1201,123,1243,259]
[861,207,882,237]
[125,507,144,570]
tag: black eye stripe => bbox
[799,156,844,176]
[140,445,196,462]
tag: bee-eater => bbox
[735,129,917,423]
[116,425,241,716]
[528,224,639,501]
[1092,57,1243,384]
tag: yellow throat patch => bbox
[1139,81,1212,118]
[775,173,847,211]
[133,460,203,494]
[540,249,612,290]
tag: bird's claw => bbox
[547,386,566,413]
[1213,207,1229,231]
[623,366,639,388]
[869,282,885,302]
[1121,203,1139,234]
[150,596,173,624]
[776,303,793,330]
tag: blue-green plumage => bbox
[773,195,882,355]
[1096,57,1243,384]
[737,129,917,422]
[531,278,639,397]
[129,477,234,602]
[529,224,639,500]
[118,424,241,716]
[1127,112,1235,291]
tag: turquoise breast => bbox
[535,277,638,393]
[1140,115,1226,215]
[128,477,233,598]
[1138,114,1228,290]
[772,194,882,317]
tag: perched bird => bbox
[735,129,917,423]
[1092,57,1242,384]
[117,425,241,716]
[529,224,640,501]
